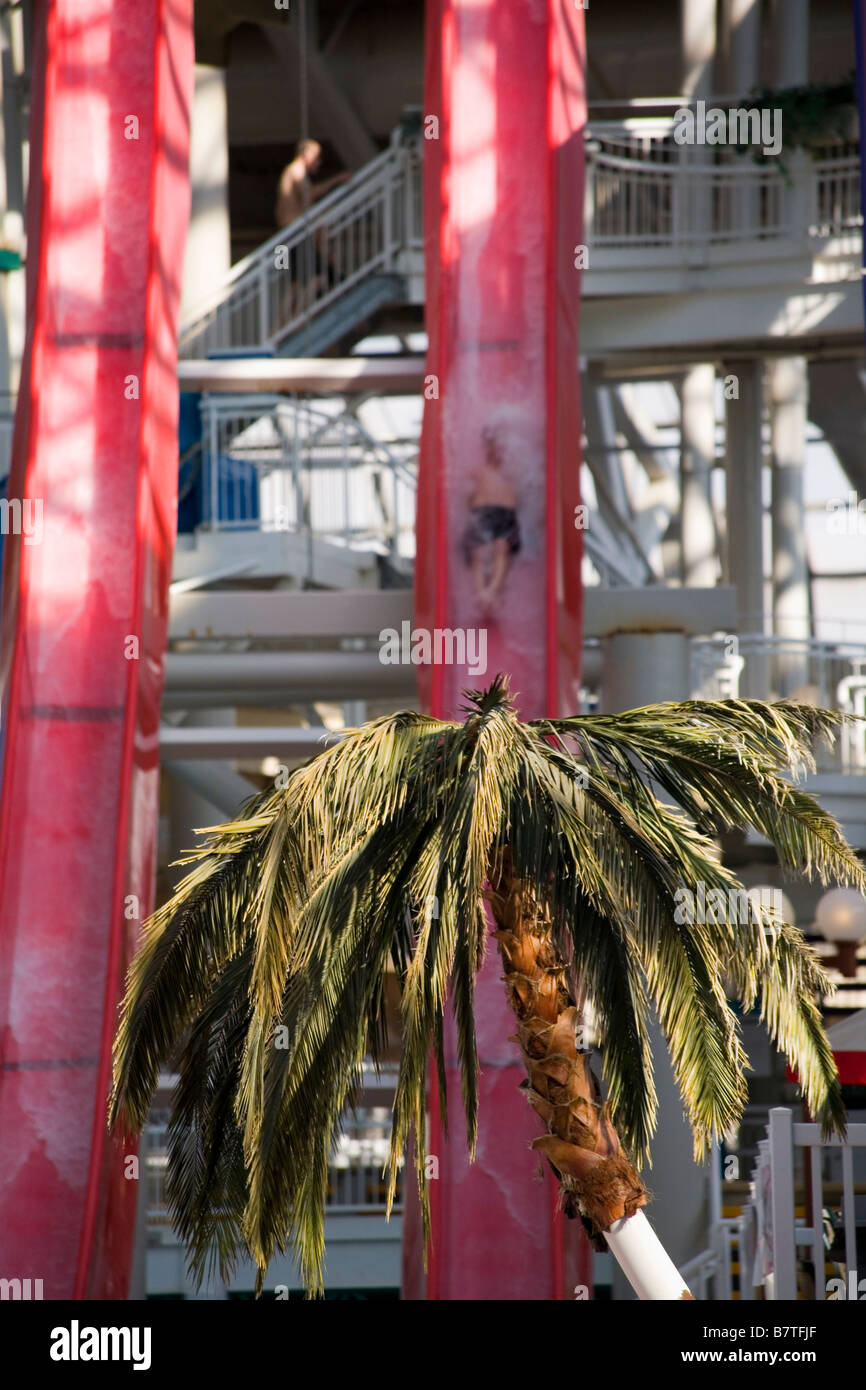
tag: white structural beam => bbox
[775,0,809,87]
[178,357,426,396]
[725,0,761,232]
[583,377,660,583]
[727,0,761,93]
[723,359,765,629]
[170,588,738,647]
[681,0,718,99]
[162,726,341,761]
[808,359,866,500]
[182,66,231,321]
[165,759,262,811]
[724,357,768,697]
[170,589,413,642]
[579,286,863,360]
[163,650,418,703]
[583,585,736,638]
[582,520,648,588]
[167,710,238,883]
[770,358,810,694]
[613,385,676,485]
[611,387,679,580]
[584,376,632,519]
[680,365,719,587]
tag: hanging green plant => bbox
[732,73,858,169]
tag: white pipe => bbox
[604,1210,693,1300]
[177,357,426,396]
[164,760,261,816]
[164,651,418,698]
[160,725,340,760]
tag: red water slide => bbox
[408,0,590,1299]
[0,0,192,1298]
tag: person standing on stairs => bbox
[275,139,349,226]
[275,139,350,317]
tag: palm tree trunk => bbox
[486,848,694,1300]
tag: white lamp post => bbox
[815,888,866,980]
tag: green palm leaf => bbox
[111,678,860,1292]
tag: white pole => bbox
[604,1211,694,1301]
[680,364,718,588]
[770,357,810,695]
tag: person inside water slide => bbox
[462,424,521,612]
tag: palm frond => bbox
[111,680,859,1292]
[535,700,865,890]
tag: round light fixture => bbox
[815,887,866,979]
[815,888,866,943]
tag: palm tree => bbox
[111,676,864,1299]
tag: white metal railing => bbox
[691,634,866,772]
[179,130,422,360]
[199,393,417,565]
[179,119,860,359]
[813,155,862,239]
[678,1141,749,1300]
[744,1108,866,1301]
[678,1245,720,1301]
[145,1108,403,1229]
[326,1110,404,1213]
[680,1219,751,1301]
[584,120,860,256]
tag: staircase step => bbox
[276,274,406,357]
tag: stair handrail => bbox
[179,134,413,351]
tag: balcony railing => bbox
[691,634,866,773]
[326,1110,403,1213]
[585,119,860,262]
[145,1107,403,1232]
[744,1108,866,1301]
[178,117,861,358]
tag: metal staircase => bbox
[179,115,862,364]
[277,273,406,358]
[168,114,866,741]
[179,130,422,361]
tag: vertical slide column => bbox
[408,0,587,1299]
[0,0,192,1298]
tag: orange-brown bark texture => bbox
[486,849,649,1245]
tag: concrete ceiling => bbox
[194,0,288,66]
